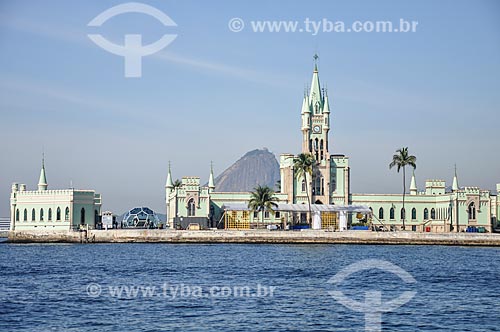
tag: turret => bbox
[38,156,48,191]
[323,90,331,131]
[410,171,417,195]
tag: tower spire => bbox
[410,170,417,195]
[309,54,322,108]
[166,161,173,189]
[452,164,459,192]
[38,154,47,191]
[208,161,215,190]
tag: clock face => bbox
[313,125,321,133]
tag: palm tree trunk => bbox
[304,174,312,226]
[402,166,406,230]
[261,209,264,228]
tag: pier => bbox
[6,229,500,246]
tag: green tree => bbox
[248,185,279,225]
[389,147,417,230]
[293,153,316,225]
[173,179,182,188]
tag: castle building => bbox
[9,159,102,231]
[166,57,499,232]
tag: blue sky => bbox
[0,0,499,216]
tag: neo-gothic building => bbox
[165,59,499,232]
[9,160,102,231]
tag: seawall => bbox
[6,229,500,246]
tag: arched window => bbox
[468,202,476,220]
[23,209,27,221]
[16,209,19,221]
[401,208,406,220]
[40,208,44,221]
[431,208,436,219]
[411,208,417,220]
[390,207,395,220]
[57,207,61,221]
[423,208,429,220]
[65,207,70,221]
[378,207,384,220]
[314,176,322,195]
[31,208,36,221]
[48,208,52,221]
[301,180,306,192]
[80,208,85,225]
[187,199,196,217]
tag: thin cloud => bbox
[0,14,286,86]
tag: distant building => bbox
[121,207,162,228]
[101,211,116,229]
[9,159,102,231]
[0,217,10,231]
[166,57,500,232]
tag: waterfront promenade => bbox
[6,229,500,246]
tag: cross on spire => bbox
[313,53,319,71]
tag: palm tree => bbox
[248,185,279,225]
[293,153,316,225]
[389,147,416,230]
[173,179,182,188]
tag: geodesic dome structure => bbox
[122,207,160,229]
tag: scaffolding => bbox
[321,212,337,229]
[224,210,250,229]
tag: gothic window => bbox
[401,208,406,220]
[320,140,324,160]
[468,202,476,220]
[301,180,306,192]
[31,208,35,221]
[57,207,61,221]
[187,199,196,217]
[431,208,436,219]
[24,209,27,221]
[411,208,417,220]
[424,208,429,220]
[40,208,44,221]
[309,139,312,152]
[390,208,395,220]
[80,208,85,225]
[65,207,70,221]
[378,207,384,220]
[314,176,322,195]
[16,209,19,221]
[48,208,52,221]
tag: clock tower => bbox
[280,56,350,207]
[301,55,330,162]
